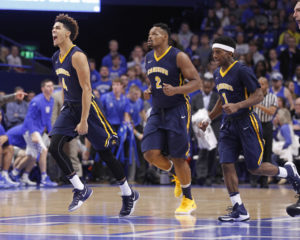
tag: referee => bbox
[253,77,278,188]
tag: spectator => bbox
[127,45,145,71]
[101,40,127,70]
[108,55,127,81]
[245,18,257,41]
[178,22,194,50]
[25,90,36,103]
[201,9,220,36]
[0,46,9,71]
[248,41,265,65]
[286,81,298,101]
[195,34,211,68]
[292,97,300,138]
[5,86,28,129]
[7,46,23,73]
[185,34,200,58]
[254,60,269,79]
[273,108,299,163]
[267,48,281,72]
[191,79,221,186]
[92,66,112,95]
[170,33,184,51]
[214,0,224,20]
[293,65,300,96]
[270,71,294,110]
[101,78,127,132]
[124,85,147,184]
[89,58,100,85]
[126,67,144,93]
[235,32,249,56]
[278,21,300,45]
[279,36,300,81]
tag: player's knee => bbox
[49,134,64,156]
[143,151,156,164]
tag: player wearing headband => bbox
[199,36,300,222]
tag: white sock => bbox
[69,175,84,190]
[12,169,20,176]
[2,171,9,179]
[166,161,173,172]
[230,193,242,206]
[119,180,132,196]
[277,167,288,178]
[41,172,47,181]
[23,172,29,180]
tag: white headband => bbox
[212,43,235,53]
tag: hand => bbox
[198,121,209,131]
[222,103,240,114]
[15,91,27,99]
[197,116,211,132]
[163,83,177,96]
[143,87,152,100]
[75,120,88,135]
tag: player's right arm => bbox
[143,85,152,100]
[198,96,223,131]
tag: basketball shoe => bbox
[284,162,300,194]
[286,195,300,217]
[218,203,250,222]
[171,175,182,198]
[68,185,93,212]
[175,196,197,215]
[119,190,139,217]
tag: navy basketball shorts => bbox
[218,112,264,170]
[50,99,117,151]
[141,103,190,159]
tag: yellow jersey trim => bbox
[91,101,111,147]
[92,99,117,136]
[244,88,252,111]
[59,44,76,64]
[249,113,264,165]
[154,46,172,62]
[220,60,238,78]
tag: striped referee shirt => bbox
[254,90,278,123]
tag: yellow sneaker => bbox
[171,175,182,198]
[175,196,197,215]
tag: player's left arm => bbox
[72,52,91,135]
[162,52,202,96]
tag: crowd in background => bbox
[0,0,299,189]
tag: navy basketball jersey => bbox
[52,45,85,103]
[145,46,187,108]
[214,61,260,119]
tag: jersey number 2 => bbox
[155,76,162,89]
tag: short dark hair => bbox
[153,23,171,40]
[213,36,236,49]
[55,14,79,41]
[41,79,53,88]
[14,86,23,92]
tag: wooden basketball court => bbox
[0,185,299,239]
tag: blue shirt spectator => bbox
[101,40,127,70]
[22,92,54,135]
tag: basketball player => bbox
[199,36,300,221]
[49,14,139,217]
[142,23,201,214]
[286,0,300,217]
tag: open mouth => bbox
[53,36,57,41]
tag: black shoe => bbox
[68,185,93,212]
[119,190,139,217]
[218,203,250,222]
[286,195,300,217]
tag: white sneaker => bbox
[2,174,20,187]
[21,175,37,186]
